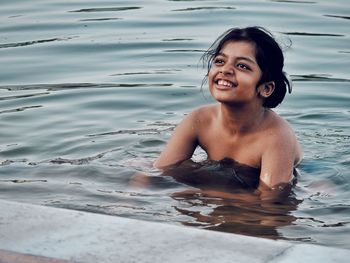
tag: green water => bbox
[0,0,349,249]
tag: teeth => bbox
[218,79,233,87]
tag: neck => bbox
[219,102,267,134]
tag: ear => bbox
[258,81,275,98]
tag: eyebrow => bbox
[216,52,257,64]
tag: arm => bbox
[154,110,200,169]
[257,124,300,200]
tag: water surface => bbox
[0,0,349,249]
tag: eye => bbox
[237,63,251,71]
[213,57,225,65]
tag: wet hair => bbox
[201,26,292,108]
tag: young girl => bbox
[154,26,303,193]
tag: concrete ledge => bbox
[0,200,349,263]
[0,249,71,263]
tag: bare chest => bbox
[198,128,263,168]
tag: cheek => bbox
[208,69,215,84]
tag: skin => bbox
[154,41,303,195]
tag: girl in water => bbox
[154,26,303,194]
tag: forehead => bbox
[219,41,257,60]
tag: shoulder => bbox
[263,110,302,163]
[172,104,217,138]
[185,104,218,126]
[265,110,295,137]
[191,104,217,117]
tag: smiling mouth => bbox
[216,79,235,88]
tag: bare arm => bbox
[257,122,301,199]
[154,110,200,169]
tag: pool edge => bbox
[0,199,348,263]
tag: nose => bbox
[221,63,234,75]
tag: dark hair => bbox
[201,26,292,108]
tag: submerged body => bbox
[163,158,261,190]
[154,27,302,196]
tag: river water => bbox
[0,0,349,249]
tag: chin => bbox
[214,96,246,106]
[211,91,234,102]
[214,96,236,104]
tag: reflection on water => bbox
[172,189,300,240]
[149,159,302,241]
[0,0,350,250]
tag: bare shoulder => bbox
[191,104,217,117]
[267,110,294,135]
[264,110,303,164]
[169,104,217,140]
[153,105,217,169]
[187,104,218,126]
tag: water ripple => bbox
[324,14,350,21]
[0,105,42,115]
[87,127,174,138]
[0,83,173,92]
[162,38,194,42]
[49,153,105,165]
[291,74,350,82]
[0,92,49,101]
[0,179,47,183]
[0,38,68,49]
[164,49,205,53]
[282,32,344,37]
[111,69,181,76]
[70,7,142,13]
[269,0,316,3]
[172,7,235,12]
[80,17,122,22]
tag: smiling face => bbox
[208,41,264,107]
